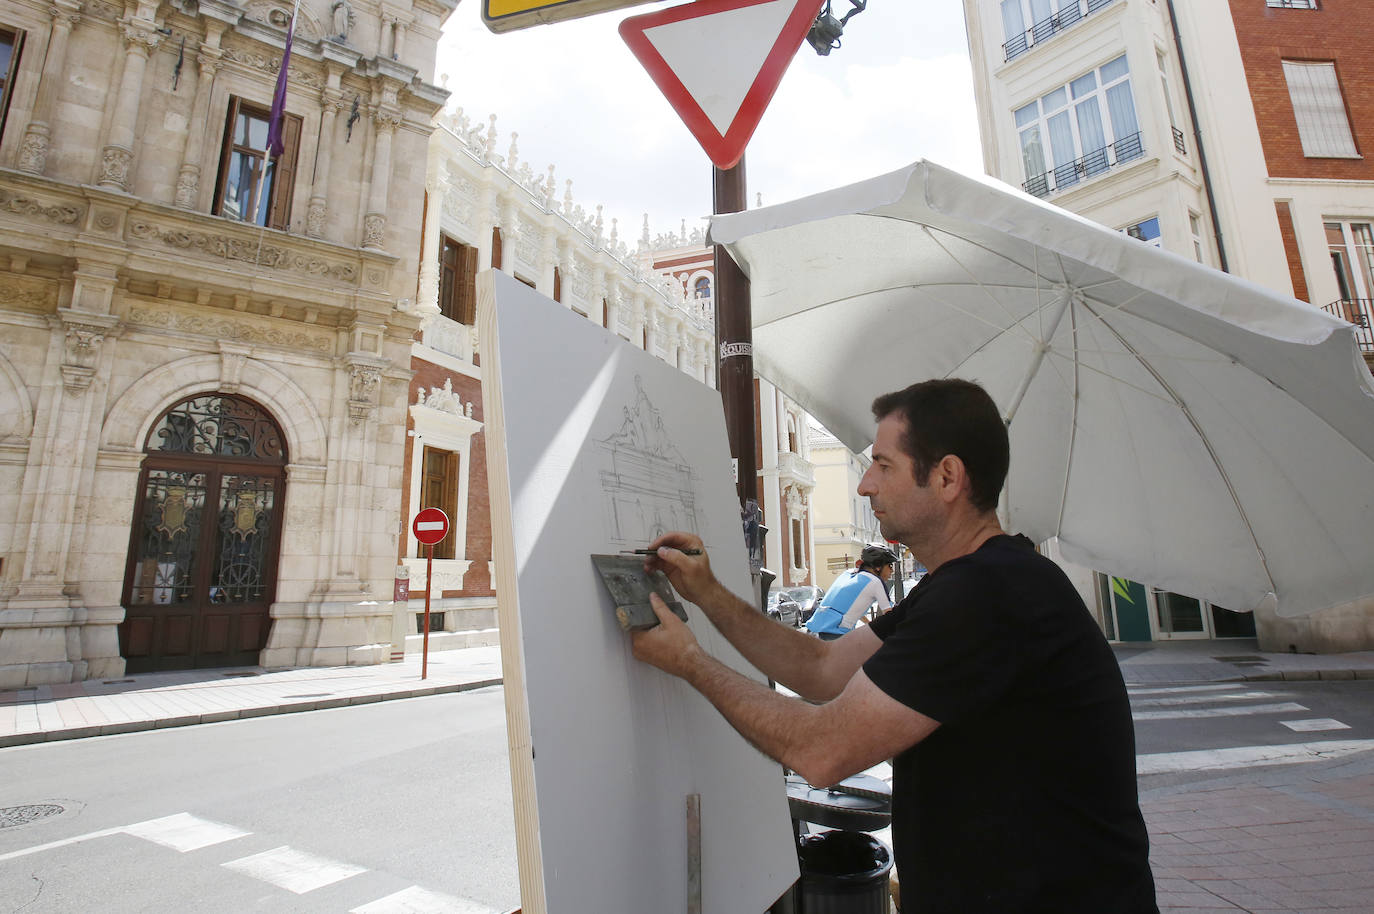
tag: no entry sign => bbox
[413,507,450,546]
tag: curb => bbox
[1241,669,1374,682]
[0,677,503,749]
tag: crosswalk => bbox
[1129,682,1374,775]
[1,812,509,913]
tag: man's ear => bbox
[935,454,969,503]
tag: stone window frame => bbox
[405,397,482,586]
[0,25,23,145]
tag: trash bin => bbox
[796,829,893,914]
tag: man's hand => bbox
[631,592,704,680]
[644,531,718,607]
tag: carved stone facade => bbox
[0,0,457,687]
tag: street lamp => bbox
[807,0,867,56]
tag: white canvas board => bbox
[479,270,798,913]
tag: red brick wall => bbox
[403,359,493,597]
[1228,0,1374,181]
[1273,201,1311,302]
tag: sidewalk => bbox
[0,646,503,748]
[1116,637,1374,685]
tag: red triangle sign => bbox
[620,0,824,169]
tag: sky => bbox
[433,1,984,242]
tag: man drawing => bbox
[631,378,1157,912]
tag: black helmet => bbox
[860,544,897,568]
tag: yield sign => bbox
[619,0,824,169]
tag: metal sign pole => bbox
[422,542,433,680]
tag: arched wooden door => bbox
[119,394,287,672]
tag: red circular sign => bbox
[412,507,450,546]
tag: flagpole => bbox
[253,0,300,263]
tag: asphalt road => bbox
[0,687,518,914]
[1132,679,1374,792]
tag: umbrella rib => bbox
[1057,301,1083,537]
[1083,302,1280,600]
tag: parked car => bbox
[778,585,824,624]
[766,589,802,628]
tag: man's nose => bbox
[857,468,875,496]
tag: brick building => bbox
[962,0,1374,649]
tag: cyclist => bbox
[804,544,897,640]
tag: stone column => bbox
[391,20,408,60]
[640,297,656,353]
[416,166,445,315]
[306,86,343,237]
[98,15,161,191]
[17,0,82,175]
[173,29,225,209]
[362,109,400,250]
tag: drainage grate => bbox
[222,671,259,678]
[283,693,332,699]
[0,804,65,829]
[103,679,135,685]
[1215,655,1267,664]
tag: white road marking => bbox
[351,886,503,914]
[1133,701,1308,721]
[0,827,124,863]
[1130,690,1288,708]
[1127,684,1242,696]
[222,845,366,894]
[123,813,250,852]
[1138,739,1374,774]
[1281,718,1352,733]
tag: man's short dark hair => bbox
[871,379,1009,513]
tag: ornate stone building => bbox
[0,0,456,687]
[392,109,722,653]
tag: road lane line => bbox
[1280,718,1352,733]
[0,827,124,863]
[351,886,504,914]
[1133,701,1307,721]
[123,812,251,852]
[1138,739,1374,774]
[1127,684,1241,696]
[222,845,366,894]
[1130,691,1288,708]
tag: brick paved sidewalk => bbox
[0,646,503,748]
[1143,763,1374,913]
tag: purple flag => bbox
[266,15,294,159]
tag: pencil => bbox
[621,547,703,556]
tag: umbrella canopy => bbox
[709,160,1374,618]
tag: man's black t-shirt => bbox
[864,535,1157,913]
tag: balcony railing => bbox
[1323,299,1374,352]
[1024,132,1144,198]
[1003,0,1121,62]
[1172,126,1187,155]
[776,452,815,489]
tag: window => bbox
[1189,212,1205,263]
[1016,54,1142,197]
[693,276,711,299]
[1326,221,1374,306]
[439,235,479,324]
[1122,217,1161,247]
[417,446,459,560]
[0,27,23,144]
[791,519,804,569]
[999,0,1118,62]
[1282,61,1358,158]
[1267,0,1317,8]
[213,97,302,230]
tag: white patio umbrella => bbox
[709,160,1374,617]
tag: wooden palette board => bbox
[478,270,797,913]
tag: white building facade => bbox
[962,0,1374,650]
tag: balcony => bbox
[1023,132,1144,199]
[1003,0,1121,63]
[1323,299,1374,353]
[776,451,815,489]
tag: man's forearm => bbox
[692,580,840,699]
[678,646,827,779]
